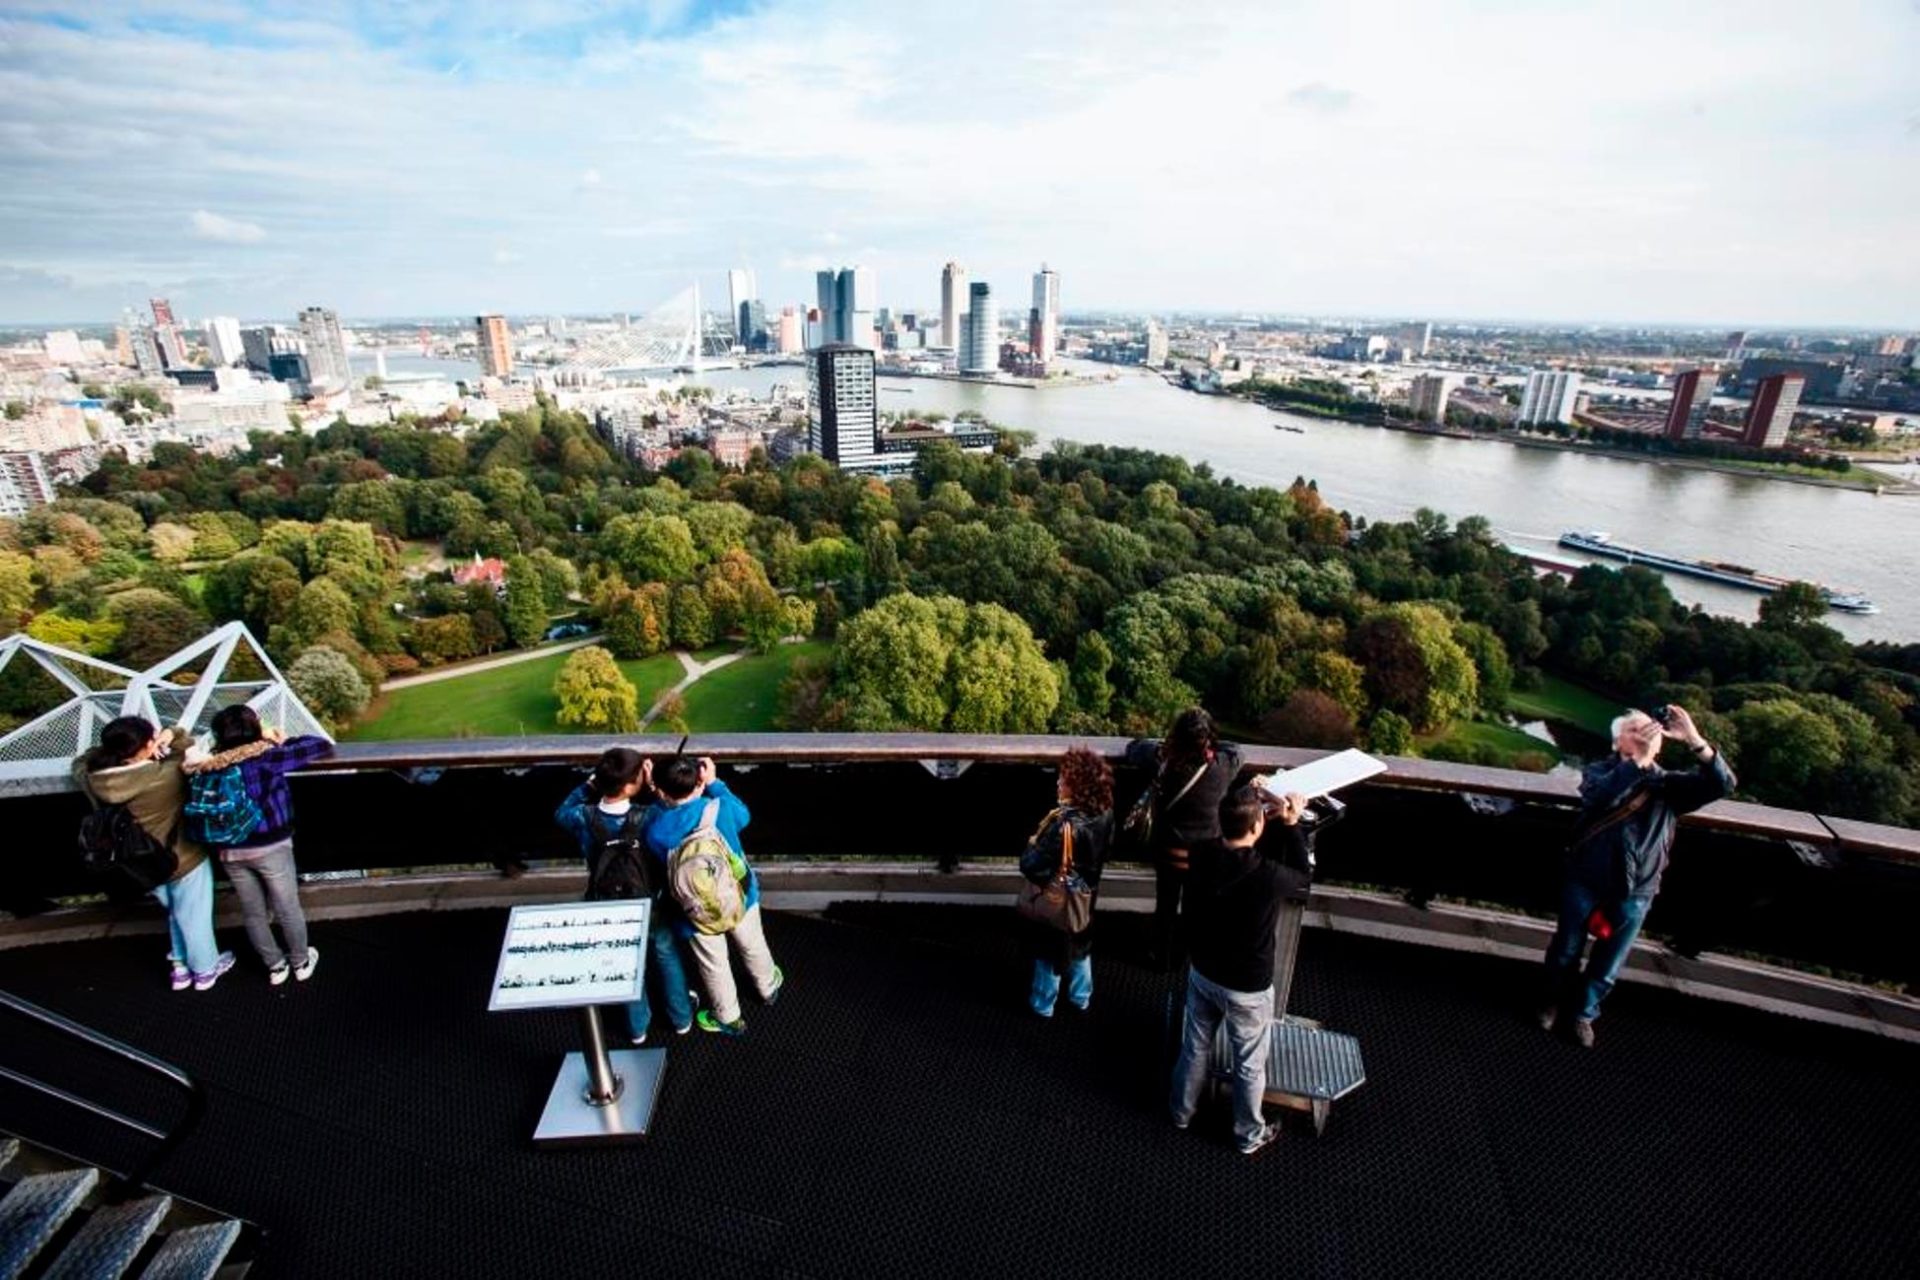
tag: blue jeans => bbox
[1542,880,1652,1022]
[151,860,219,976]
[1169,967,1275,1147]
[1030,954,1092,1016]
[626,915,696,1039]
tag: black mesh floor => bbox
[0,903,1914,1279]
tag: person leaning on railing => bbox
[1539,705,1734,1049]
[1018,747,1115,1017]
[1126,708,1243,970]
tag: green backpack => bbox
[667,800,748,935]
[184,766,264,848]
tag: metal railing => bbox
[0,988,207,1193]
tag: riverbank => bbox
[881,368,1107,391]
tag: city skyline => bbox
[1,1,1917,328]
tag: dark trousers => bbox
[1152,856,1187,964]
[1542,880,1652,1023]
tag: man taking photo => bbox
[1541,704,1734,1048]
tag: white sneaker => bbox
[1238,1123,1280,1156]
[268,962,291,986]
[294,947,319,982]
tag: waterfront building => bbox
[777,307,804,354]
[298,306,350,388]
[961,282,998,375]
[1726,331,1749,361]
[206,316,245,367]
[1030,265,1061,366]
[1742,373,1804,449]
[807,343,879,470]
[149,297,177,328]
[804,307,825,350]
[814,266,877,348]
[154,325,187,370]
[41,331,84,365]
[1397,321,1433,357]
[1145,319,1169,367]
[0,450,55,518]
[738,300,769,352]
[1408,373,1456,423]
[940,262,968,352]
[1664,367,1718,441]
[1516,369,1583,425]
[1733,356,1843,401]
[727,268,757,328]
[475,313,514,378]
[128,327,163,376]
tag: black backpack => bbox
[584,808,655,902]
[78,803,179,892]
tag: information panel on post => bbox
[488,901,651,1013]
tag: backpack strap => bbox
[698,798,722,834]
[1058,812,1075,877]
[1161,763,1208,813]
[1568,784,1655,852]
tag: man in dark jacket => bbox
[1541,704,1733,1047]
[1169,783,1311,1156]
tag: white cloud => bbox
[189,209,266,244]
[579,167,602,187]
[491,246,522,265]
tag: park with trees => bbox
[0,394,1914,828]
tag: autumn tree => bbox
[554,646,639,733]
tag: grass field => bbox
[674,641,830,732]
[1431,719,1558,766]
[346,651,682,741]
[1507,673,1620,736]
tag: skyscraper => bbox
[727,268,758,331]
[961,281,998,375]
[777,307,804,355]
[808,344,878,470]
[154,325,187,370]
[129,327,163,376]
[206,316,245,367]
[1029,265,1060,367]
[1741,373,1803,449]
[738,300,768,352]
[1516,370,1583,425]
[149,298,177,328]
[298,306,350,388]
[0,451,57,518]
[940,262,968,353]
[1664,367,1718,441]
[1144,320,1168,367]
[1408,373,1456,423]
[813,267,876,348]
[475,313,514,377]
[1398,321,1433,358]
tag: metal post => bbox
[577,1007,622,1106]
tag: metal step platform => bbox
[42,1194,173,1280]
[0,1167,98,1280]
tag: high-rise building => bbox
[960,282,998,375]
[1029,265,1060,367]
[804,307,824,350]
[777,307,804,355]
[154,324,187,369]
[807,344,878,470]
[1726,331,1749,361]
[1144,319,1168,367]
[298,306,350,388]
[42,331,84,364]
[0,451,56,518]
[1408,373,1456,423]
[129,327,163,376]
[206,316,245,367]
[1398,321,1433,358]
[149,298,177,328]
[1741,373,1804,449]
[1664,368,1718,441]
[737,300,769,352]
[475,313,514,377]
[812,267,876,348]
[1516,370,1583,425]
[727,268,758,330]
[940,262,968,352]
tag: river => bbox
[358,350,1916,641]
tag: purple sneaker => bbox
[170,963,192,992]
[193,952,237,992]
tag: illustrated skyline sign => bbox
[488,901,652,1013]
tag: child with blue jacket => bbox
[641,754,782,1036]
[554,748,699,1042]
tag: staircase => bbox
[0,1135,255,1279]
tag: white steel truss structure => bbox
[0,622,331,796]
[549,282,733,385]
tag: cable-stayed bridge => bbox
[549,282,734,385]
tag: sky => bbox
[0,0,1917,328]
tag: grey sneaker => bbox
[1572,1018,1596,1049]
[1238,1123,1280,1156]
[294,946,319,982]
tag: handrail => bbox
[0,988,207,1193]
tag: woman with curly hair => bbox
[1019,746,1115,1017]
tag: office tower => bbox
[150,298,177,328]
[727,268,757,329]
[1664,367,1717,441]
[129,327,163,376]
[0,451,56,518]
[1408,373,1456,423]
[547,315,567,337]
[374,349,388,380]
[475,313,514,377]
[42,331,84,364]
[941,262,968,352]
[1144,319,1168,367]
[813,267,876,348]
[1030,265,1060,366]
[805,307,824,350]
[1874,335,1906,357]
[298,306,350,388]
[1726,331,1749,361]
[807,344,878,469]
[815,271,840,342]
[961,281,998,374]
[1398,321,1433,358]
[1516,370,1583,425]
[1741,373,1803,449]
[206,316,245,367]
[777,307,804,354]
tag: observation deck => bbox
[2,737,1916,1278]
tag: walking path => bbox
[640,648,743,728]
[380,633,604,690]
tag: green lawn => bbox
[1424,719,1559,769]
[674,641,830,732]
[346,650,682,741]
[1507,673,1619,736]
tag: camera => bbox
[1647,705,1672,728]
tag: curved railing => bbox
[4,735,1917,993]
